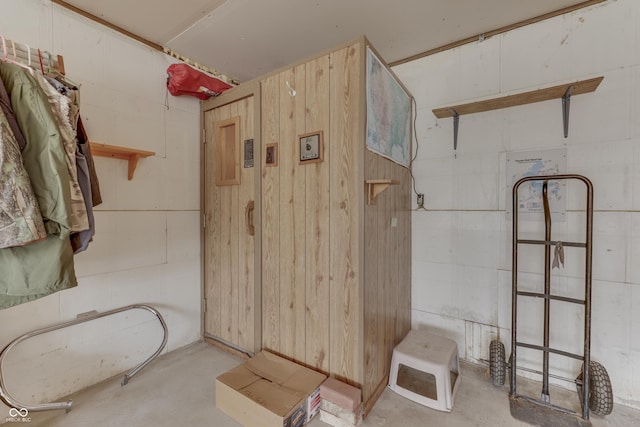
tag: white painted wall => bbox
[394,0,640,409]
[0,0,201,419]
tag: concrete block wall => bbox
[0,0,201,418]
[393,0,640,409]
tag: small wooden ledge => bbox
[366,179,400,205]
[432,76,603,118]
[90,142,155,180]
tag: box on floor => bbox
[216,351,326,427]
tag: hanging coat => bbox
[34,71,89,232]
[0,110,47,248]
[0,77,26,151]
[0,62,76,309]
[77,116,102,206]
[45,76,97,252]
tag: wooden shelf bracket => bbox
[90,142,156,180]
[366,179,400,205]
[432,76,604,156]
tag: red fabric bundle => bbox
[166,63,233,100]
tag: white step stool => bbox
[389,329,461,412]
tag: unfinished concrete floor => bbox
[24,342,640,427]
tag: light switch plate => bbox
[266,143,278,166]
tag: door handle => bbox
[245,200,255,236]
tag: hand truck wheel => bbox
[489,340,506,386]
[576,360,614,416]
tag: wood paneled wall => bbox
[259,39,411,402]
[363,150,412,400]
[328,44,364,385]
[261,51,337,374]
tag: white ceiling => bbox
[61,0,594,83]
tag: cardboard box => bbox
[216,351,327,427]
[306,387,322,423]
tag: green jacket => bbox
[0,110,47,248]
[0,62,77,309]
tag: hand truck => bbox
[489,174,613,424]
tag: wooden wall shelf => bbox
[432,77,603,118]
[90,142,155,180]
[432,76,604,155]
[366,179,400,205]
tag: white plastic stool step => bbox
[388,329,461,412]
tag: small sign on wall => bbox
[244,139,254,168]
[299,131,323,164]
[506,148,567,222]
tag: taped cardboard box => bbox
[216,351,327,427]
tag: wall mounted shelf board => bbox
[90,142,155,180]
[432,76,604,155]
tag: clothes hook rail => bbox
[0,37,65,75]
[0,304,168,413]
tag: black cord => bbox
[409,97,420,196]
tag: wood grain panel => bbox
[261,74,281,351]
[213,116,240,186]
[204,109,221,336]
[229,102,241,346]
[359,39,413,404]
[251,87,263,353]
[329,44,363,385]
[362,137,412,401]
[278,65,307,362]
[399,166,412,339]
[237,96,255,351]
[377,156,392,392]
[384,159,398,372]
[305,54,331,373]
[293,65,308,361]
[217,104,234,343]
[363,150,380,399]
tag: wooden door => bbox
[203,95,260,353]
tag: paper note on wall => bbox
[506,148,567,222]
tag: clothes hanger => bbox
[52,67,79,90]
[42,51,70,94]
[37,48,78,89]
[0,36,34,72]
[44,51,52,74]
[24,44,31,67]
[37,48,45,74]
[23,43,36,75]
[1,35,8,62]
